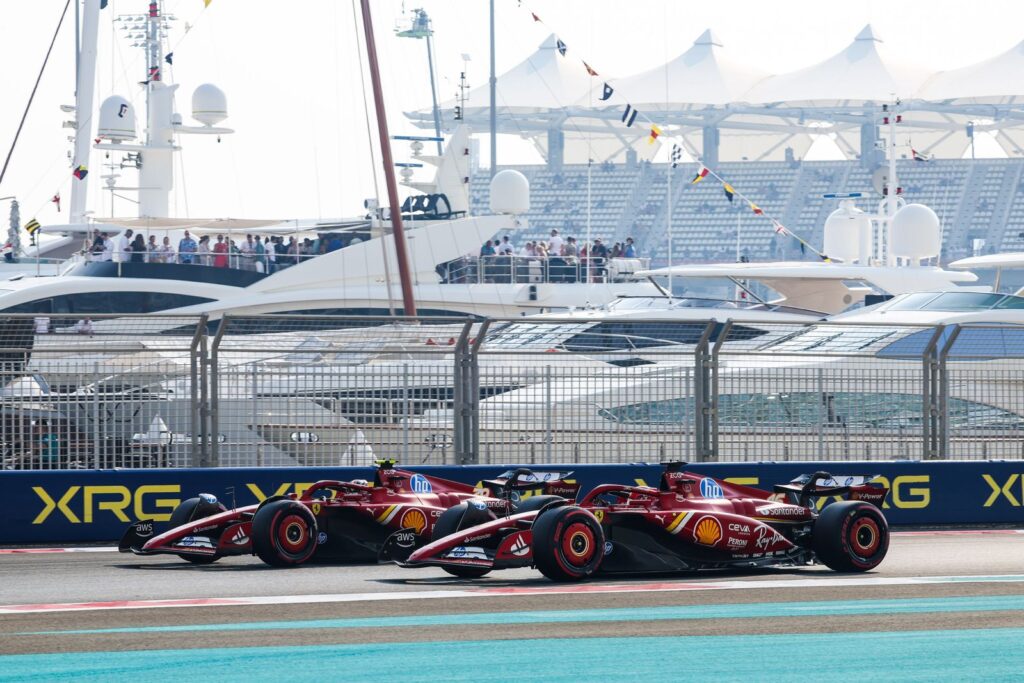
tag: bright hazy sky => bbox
[1,0,1022,226]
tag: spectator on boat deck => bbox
[116,230,133,262]
[519,241,536,257]
[129,233,147,263]
[591,238,608,260]
[564,236,577,258]
[535,241,548,258]
[624,237,637,258]
[147,235,159,262]
[157,236,175,264]
[287,237,300,266]
[498,236,514,255]
[197,235,212,266]
[178,231,197,264]
[240,234,256,270]
[100,233,114,262]
[610,242,623,258]
[74,317,94,336]
[254,235,267,273]
[89,233,105,258]
[213,234,229,268]
[480,240,496,257]
[273,237,288,269]
[327,234,343,252]
[548,229,563,255]
[229,239,241,267]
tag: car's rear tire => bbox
[431,502,495,578]
[168,495,225,564]
[531,506,604,582]
[252,500,318,567]
[813,500,889,572]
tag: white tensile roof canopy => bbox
[407,25,1024,164]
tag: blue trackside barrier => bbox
[1,461,1022,544]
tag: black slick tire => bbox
[813,500,889,572]
[531,505,604,582]
[251,500,319,567]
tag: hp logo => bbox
[700,477,723,498]
[410,474,433,494]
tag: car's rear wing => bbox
[774,471,888,507]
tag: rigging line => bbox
[0,0,73,190]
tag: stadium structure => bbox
[404,25,1024,278]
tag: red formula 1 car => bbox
[400,464,890,581]
[119,462,577,567]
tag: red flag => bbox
[583,61,598,77]
[690,167,709,184]
[749,201,763,215]
[51,193,61,212]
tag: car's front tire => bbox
[168,496,225,564]
[531,506,604,582]
[252,500,318,567]
[431,502,495,578]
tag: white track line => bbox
[2,529,1020,555]
[3,574,1024,614]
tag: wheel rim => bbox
[278,513,309,554]
[561,521,595,567]
[849,516,881,557]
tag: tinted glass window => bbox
[878,327,1024,359]
[564,322,765,352]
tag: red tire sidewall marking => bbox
[849,516,881,556]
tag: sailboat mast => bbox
[69,0,101,224]
[359,0,417,316]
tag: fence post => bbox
[937,325,961,460]
[208,316,230,468]
[709,320,732,461]
[189,315,208,468]
[921,325,946,460]
[453,319,484,465]
[693,321,718,462]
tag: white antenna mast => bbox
[68,0,103,225]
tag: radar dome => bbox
[823,202,872,263]
[489,169,530,215]
[97,96,136,141]
[191,84,228,126]
[891,203,941,261]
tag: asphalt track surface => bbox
[1,531,1023,681]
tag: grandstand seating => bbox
[469,158,1024,264]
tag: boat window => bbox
[993,295,1024,309]
[487,323,591,349]
[884,293,944,311]
[1,292,214,316]
[879,327,1024,359]
[762,325,901,353]
[563,322,766,352]
[919,292,1007,311]
[600,392,1024,430]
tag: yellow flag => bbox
[203,0,212,7]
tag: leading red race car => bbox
[119,462,578,567]
[400,464,890,581]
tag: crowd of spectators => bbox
[86,230,354,274]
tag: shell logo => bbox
[693,515,722,546]
[400,508,428,534]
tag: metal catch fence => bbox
[2,314,1022,469]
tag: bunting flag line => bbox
[648,124,662,144]
[531,12,541,22]
[748,200,763,215]
[772,220,787,235]
[100,0,108,8]
[690,167,709,184]
[165,52,174,65]
[556,38,567,56]
[73,165,88,180]
[583,61,598,77]
[599,82,614,101]
[723,182,735,203]
[203,0,213,7]
[621,104,638,127]
[51,193,61,212]
[670,144,682,169]
[24,219,41,236]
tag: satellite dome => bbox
[97,96,136,141]
[489,169,530,215]
[823,201,872,263]
[191,84,228,126]
[891,203,941,261]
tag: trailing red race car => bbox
[400,464,890,581]
[118,462,578,567]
